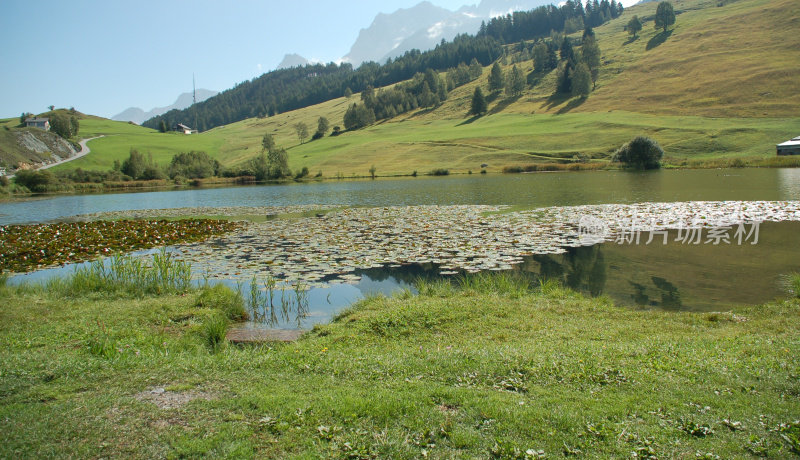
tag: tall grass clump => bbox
[47,248,191,297]
[414,277,457,297]
[457,271,531,298]
[787,272,800,298]
[195,283,248,321]
[201,312,229,351]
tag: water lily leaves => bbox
[0,219,239,274]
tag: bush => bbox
[13,169,60,192]
[167,151,220,179]
[612,136,664,170]
[428,168,449,176]
[295,166,310,179]
[0,176,9,187]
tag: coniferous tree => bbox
[506,65,525,97]
[627,16,642,38]
[488,62,504,92]
[571,62,592,97]
[533,42,550,73]
[581,35,601,89]
[655,1,675,32]
[468,58,483,78]
[470,87,487,115]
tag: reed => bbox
[46,248,192,298]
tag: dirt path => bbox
[40,135,105,170]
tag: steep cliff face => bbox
[0,126,78,171]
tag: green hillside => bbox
[44,0,800,177]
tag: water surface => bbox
[3,168,800,225]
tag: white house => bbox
[175,123,197,135]
[777,136,800,156]
[25,117,50,131]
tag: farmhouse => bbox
[175,123,197,135]
[777,136,800,155]
[25,117,50,131]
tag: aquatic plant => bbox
[0,218,239,273]
[46,249,192,298]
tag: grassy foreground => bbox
[1,272,799,458]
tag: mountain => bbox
[277,54,310,69]
[112,89,218,125]
[343,0,552,66]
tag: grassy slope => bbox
[47,0,800,177]
[1,279,798,458]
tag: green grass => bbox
[1,271,799,458]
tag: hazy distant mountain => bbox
[343,0,552,67]
[112,89,217,124]
[277,53,310,69]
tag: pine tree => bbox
[627,16,642,38]
[581,35,601,89]
[571,62,592,97]
[505,65,525,97]
[655,1,675,32]
[488,62,504,92]
[470,87,487,115]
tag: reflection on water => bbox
[3,168,800,225]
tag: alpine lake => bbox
[4,168,800,331]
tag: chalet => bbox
[175,123,197,135]
[777,136,800,156]
[25,117,50,131]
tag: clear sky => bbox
[0,0,634,120]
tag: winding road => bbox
[40,135,105,170]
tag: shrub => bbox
[167,151,220,179]
[429,168,449,176]
[0,176,9,187]
[295,166,310,179]
[612,136,664,169]
[13,169,60,192]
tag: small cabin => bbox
[25,117,50,131]
[175,123,197,135]
[777,136,800,156]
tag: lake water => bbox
[4,169,800,329]
[2,168,800,225]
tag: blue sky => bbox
[0,0,473,119]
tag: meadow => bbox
[1,266,798,458]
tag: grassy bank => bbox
[1,270,798,458]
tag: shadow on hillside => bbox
[406,106,438,120]
[544,92,571,111]
[488,95,522,115]
[486,91,502,104]
[543,92,587,114]
[556,96,587,114]
[457,115,482,126]
[623,35,639,46]
[646,29,673,50]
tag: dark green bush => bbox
[612,136,664,170]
